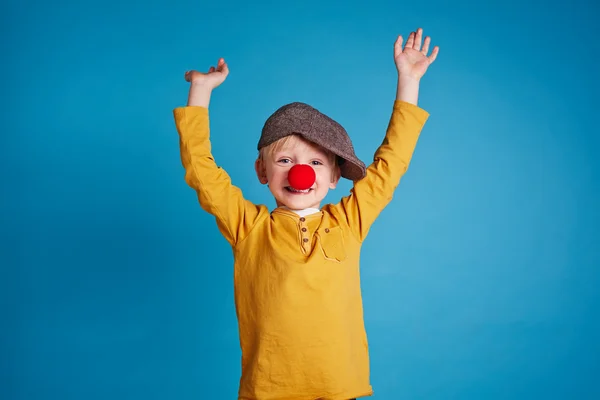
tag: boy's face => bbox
[255,135,341,210]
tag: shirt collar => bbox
[281,206,321,217]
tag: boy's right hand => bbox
[184,58,229,89]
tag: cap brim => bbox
[339,156,366,181]
[301,134,366,181]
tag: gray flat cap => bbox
[258,102,366,181]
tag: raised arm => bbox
[174,59,266,246]
[330,28,439,241]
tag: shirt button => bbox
[300,217,306,222]
[303,238,309,243]
[302,227,307,232]
[325,228,330,233]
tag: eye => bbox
[278,158,291,164]
[310,160,323,166]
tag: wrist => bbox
[187,82,213,107]
[398,74,420,86]
[189,81,216,95]
[190,80,214,88]
[395,75,420,105]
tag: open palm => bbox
[394,28,439,80]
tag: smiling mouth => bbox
[285,187,313,194]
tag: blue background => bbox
[2,0,599,399]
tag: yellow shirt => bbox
[173,100,429,400]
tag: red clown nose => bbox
[287,164,316,190]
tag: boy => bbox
[173,28,438,400]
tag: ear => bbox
[255,159,268,184]
[329,165,341,189]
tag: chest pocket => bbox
[316,226,346,262]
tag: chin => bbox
[289,202,318,210]
[278,194,322,210]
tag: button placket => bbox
[299,217,311,253]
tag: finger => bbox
[221,62,229,75]
[421,36,431,55]
[414,28,423,51]
[209,66,215,72]
[428,46,439,64]
[405,31,415,49]
[394,35,403,56]
[216,59,228,72]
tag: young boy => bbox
[173,28,438,400]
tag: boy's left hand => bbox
[394,28,439,81]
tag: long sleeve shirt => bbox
[173,100,429,400]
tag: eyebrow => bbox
[273,147,330,162]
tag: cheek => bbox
[267,167,286,183]
[315,169,334,185]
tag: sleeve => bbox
[330,100,430,242]
[173,106,265,246]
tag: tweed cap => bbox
[258,102,366,181]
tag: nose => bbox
[288,164,316,190]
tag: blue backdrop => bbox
[2,0,599,399]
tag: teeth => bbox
[287,187,311,193]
